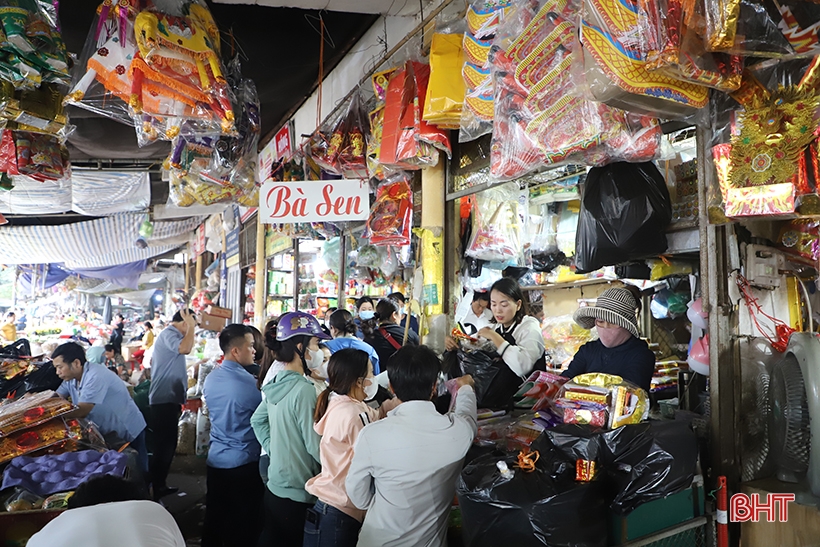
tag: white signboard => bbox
[260,179,369,224]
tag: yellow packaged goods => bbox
[423,33,466,128]
[558,373,649,429]
[0,391,74,437]
[564,390,610,405]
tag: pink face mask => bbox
[597,324,633,348]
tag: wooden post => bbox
[254,214,266,329]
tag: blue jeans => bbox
[303,500,361,547]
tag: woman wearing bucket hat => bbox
[251,311,331,547]
[476,277,547,408]
[562,287,655,393]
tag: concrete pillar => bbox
[254,214,266,329]
[419,155,446,352]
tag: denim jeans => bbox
[303,500,362,547]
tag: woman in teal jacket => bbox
[252,311,331,547]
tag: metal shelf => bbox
[521,278,618,292]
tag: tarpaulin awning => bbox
[0,171,151,216]
[0,214,202,268]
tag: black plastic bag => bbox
[575,162,672,274]
[534,424,605,466]
[24,362,62,394]
[0,339,32,358]
[455,349,499,407]
[458,450,608,547]
[600,421,698,514]
[532,251,567,273]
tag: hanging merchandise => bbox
[466,182,523,266]
[488,0,662,182]
[423,27,466,129]
[0,0,70,90]
[380,61,450,169]
[575,162,672,274]
[1,82,69,139]
[128,1,235,140]
[309,91,369,177]
[580,0,709,118]
[459,0,511,143]
[366,174,413,247]
[778,219,820,266]
[166,60,260,207]
[704,0,819,57]
[0,128,68,184]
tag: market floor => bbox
[158,454,207,546]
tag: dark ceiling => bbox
[60,1,378,161]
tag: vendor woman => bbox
[478,277,546,407]
[562,287,655,393]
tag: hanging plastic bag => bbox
[580,0,709,119]
[466,182,522,264]
[575,162,672,273]
[454,349,499,408]
[366,175,413,247]
[459,3,500,144]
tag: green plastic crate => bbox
[609,484,705,545]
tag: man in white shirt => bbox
[346,346,477,547]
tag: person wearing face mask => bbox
[477,277,547,408]
[303,349,397,547]
[562,287,655,393]
[305,344,331,395]
[251,311,331,547]
[362,298,420,370]
[324,310,381,374]
[387,292,419,336]
[354,297,375,339]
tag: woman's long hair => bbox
[314,348,370,423]
[329,309,357,337]
[489,277,529,325]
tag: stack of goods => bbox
[651,360,686,394]
[513,370,567,412]
[66,0,260,207]
[0,1,71,189]
[672,158,698,222]
[0,391,73,437]
[423,29,465,129]
[556,373,649,429]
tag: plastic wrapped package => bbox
[64,0,141,126]
[127,1,235,138]
[458,449,608,547]
[541,314,597,367]
[0,128,68,182]
[580,0,709,119]
[513,370,568,412]
[465,182,522,265]
[778,219,820,266]
[461,266,504,293]
[557,373,649,429]
[176,409,196,456]
[309,91,369,177]
[1,82,69,139]
[0,417,83,465]
[639,0,742,92]
[0,0,69,90]
[0,390,74,437]
[423,32,466,129]
[704,0,818,57]
[4,487,44,511]
[466,0,512,39]
[366,175,413,246]
[575,162,671,273]
[195,405,210,457]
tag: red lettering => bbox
[294,188,307,217]
[751,493,775,523]
[316,185,333,216]
[771,493,794,522]
[730,494,752,522]
[266,186,291,218]
[350,196,363,215]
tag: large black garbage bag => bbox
[575,162,672,274]
[24,362,62,394]
[600,421,698,514]
[0,339,32,358]
[534,424,605,464]
[458,450,608,547]
[454,349,499,407]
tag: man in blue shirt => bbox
[53,343,148,476]
[149,308,197,500]
[202,324,263,547]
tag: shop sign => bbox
[225,206,240,268]
[260,179,369,224]
[258,139,276,183]
[193,224,206,257]
[266,229,291,257]
[275,125,292,161]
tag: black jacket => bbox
[364,323,420,371]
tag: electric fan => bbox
[768,332,820,496]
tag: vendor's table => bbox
[0,508,64,544]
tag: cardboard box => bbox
[205,306,232,319]
[200,313,227,332]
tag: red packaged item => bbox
[367,176,413,247]
[0,129,19,176]
[562,406,607,427]
[576,459,598,481]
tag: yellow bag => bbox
[423,33,466,128]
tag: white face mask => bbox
[363,377,378,401]
[306,348,328,378]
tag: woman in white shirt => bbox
[445,291,493,352]
[477,277,546,408]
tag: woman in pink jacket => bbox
[303,348,394,547]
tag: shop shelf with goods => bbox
[265,229,297,317]
[297,239,339,319]
[242,265,256,325]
